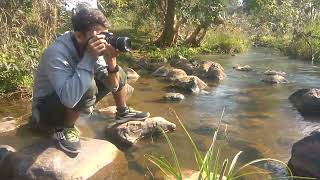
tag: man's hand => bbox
[87,31,107,58]
[103,41,119,70]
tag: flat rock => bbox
[106,117,176,147]
[262,74,288,84]
[233,65,253,72]
[0,138,127,180]
[125,68,140,84]
[163,93,185,101]
[0,118,18,134]
[288,132,320,178]
[264,69,286,76]
[152,65,173,77]
[289,88,320,115]
[166,68,187,81]
[97,106,117,116]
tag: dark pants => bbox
[32,66,127,128]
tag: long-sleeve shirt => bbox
[32,31,108,109]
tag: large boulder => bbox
[166,69,187,81]
[152,65,173,77]
[194,61,226,81]
[206,63,227,81]
[173,76,208,94]
[288,132,320,178]
[289,88,320,115]
[125,68,140,84]
[173,61,196,75]
[0,138,127,180]
[262,75,288,84]
[0,117,18,134]
[106,117,176,147]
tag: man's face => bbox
[75,24,108,47]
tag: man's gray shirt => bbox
[32,31,108,111]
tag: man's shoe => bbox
[115,107,150,123]
[53,127,81,154]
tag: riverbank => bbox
[1,47,320,178]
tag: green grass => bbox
[202,28,251,54]
[145,108,316,180]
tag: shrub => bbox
[202,28,251,54]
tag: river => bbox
[1,47,320,179]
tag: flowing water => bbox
[1,47,320,179]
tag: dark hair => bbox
[71,8,110,33]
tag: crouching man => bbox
[29,8,150,154]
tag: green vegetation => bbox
[241,0,320,61]
[146,109,315,180]
[0,0,69,95]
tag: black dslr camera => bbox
[100,32,131,52]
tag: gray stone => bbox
[206,62,227,81]
[264,69,286,76]
[125,84,134,99]
[262,74,288,84]
[174,76,208,94]
[0,118,18,134]
[164,93,185,101]
[173,61,196,75]
[233,65,253,72]
[97,106,117,116]
[166,68,187,81]
[0,138,127,180]
[288,132,320,178]
[0,145,16,168]
[125,68,140,84]
[106,117,176,146]
[289,88,320,115]
[152,65,173,77]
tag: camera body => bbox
[100,32,131,52]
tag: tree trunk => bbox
[184,25,202,46]
[155,0,177,47]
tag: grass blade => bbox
[170,108,203,169]
[160,127,182,179]
[227,151,243,177]
[218,159,228,180]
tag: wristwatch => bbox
[107,65,119,73]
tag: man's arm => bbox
[46,50,96,108]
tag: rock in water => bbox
[164,93,185,101]
[264,69,286,76]
[288,132,320,178]
[0,138,127,179]
[166,68,187,81]
[233,65,253,72]
[289,88,320,115]
[262,74,288,84]
[206,63,227,81]
[106,117,176,147]
[173,75,208,94]
[195,61,226,81]
[125,84,134,99]
[152,65,172,77]
[0,117,18,134]
[125,68,140,84]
